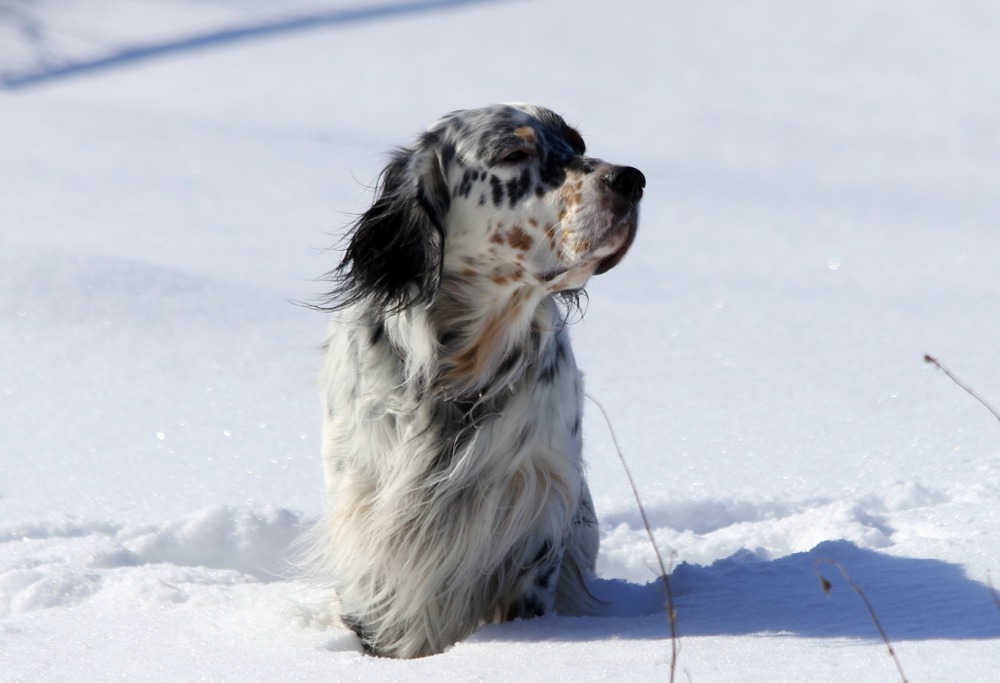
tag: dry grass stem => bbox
[587,393,679,683]
[924,354,1000,423]
[814,559,909,683]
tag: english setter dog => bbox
[309,104,644,658]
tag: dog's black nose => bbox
[603,166,645,202]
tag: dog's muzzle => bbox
[594,165,645,274]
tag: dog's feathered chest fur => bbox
[308,104,644,658]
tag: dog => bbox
[308,104,644,658]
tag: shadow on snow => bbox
[476,541,1000,644]
[1,0,504,89]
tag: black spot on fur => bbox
[536,562,558,590]
[437,328,460,350]
[424,393,507,473]
[505,594,545,620]
[439,142,456,170]
[529,327,541,349]
[341,614,377,654]
[566,156,597,174]
[489,174,504,206]
[531,540,553,566]
[538,338,567,384]
[537,153,568,189]
[506,168,533,207]
[370,321,385,346]
[496,348,523,378]
[455,168,478,198]
[446,115,471,138]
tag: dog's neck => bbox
[436,277,556,394]
[381,277,562,404]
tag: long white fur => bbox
[305,104,642,659]
[312,302,594,658]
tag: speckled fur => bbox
[305,104,644,658]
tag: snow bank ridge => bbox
[0,505,308,617]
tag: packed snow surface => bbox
[2,1,1000,680]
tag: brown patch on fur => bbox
[561,179,584,209]
[463,256,485,268]
[441,288,534,385]
[507,225,534,251]
[491,264,525,288]
[559,228,574,253]
[490,220,507,245]
[548,222,561,254]
[515,126,537,143]
[550,173,589,260]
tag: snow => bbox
[2,0,1000,680]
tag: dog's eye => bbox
[497,148,531,165]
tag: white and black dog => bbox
[308,104,644,658]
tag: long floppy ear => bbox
[328,133,450,312]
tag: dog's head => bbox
[332,104,644,311]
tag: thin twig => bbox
[924,354,1000,423]
[587,392,679,683]
[814,559,909,683]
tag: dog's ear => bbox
[330,133,451,312]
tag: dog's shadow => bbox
[472,540,1000,644]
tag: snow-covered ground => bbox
[3,1,1000,680]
